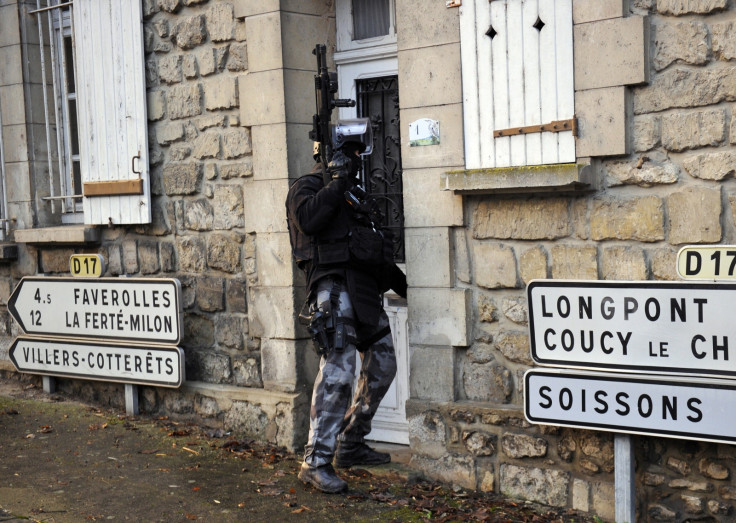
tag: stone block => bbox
[520,246,548,284]
[683,151,736,181]
[573,479,591,513]
[452,228,471,283]
[402,168,463,227]
[591,482,615,521]
[605,155,679,187]
[667,186,722,245]
[177,235,207,272]
[572,0,626,23]
[409,346,455,401]
[281,12,335,71]
[0,45,23,87]
[139,242,160,274]
[601,246,647,280]
[0,5,19,47]
[283,69,318,125]
[226,279,248,313]
[252,123,288,180]
[222,128,252,159]
[550,245,598,280]
[166,83,202,119]
[158,54,182,84]
[462,359,513,402]
[261,338,300,393]
[408,288,469,347]
[255,232,294,287]
[407,410,447,458]
[205,74,238,109]
[244,12,282,73]
[184,198,214,231]
[156,122,185,145]
[123,240,139,274]
[207,233,242,273]
[399,43,462,109]
[234,0,332,18]
[657,0,727,15]
[500,464,569,507]
[0,84,24,126]
[650,247,678,280]
[396,0,459,51]
[590,196,665,241]
[473,198,570,240]
[634,66,736,114]
[653,20,708,71]
[207,2,235,42]
[239,69,285,126]
[243,179,289,233]
[574,16,649,90]
[400,104,464,170]
[40,248,75,274]
[472,242,518,289]
[212,185,244,230]
[576,87,628,157]
[2,125,28,163]
[405,227,452,288]
[227,42,248,72]
[713,21,736,61]
[662,108,725,152]
[171,14,206,49]
[248,286,300,338]
[232,356,262,387]
[633,114,661,152]
[196,276,225,311]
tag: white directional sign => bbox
[677,245,736,280]
[527,280,736,378]
[8,277,182,344]
[525,369,736,445]
[9,336,185,387]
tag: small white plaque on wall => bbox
[409,119,440,147]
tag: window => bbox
[32,0,150,226]
[460,0,575,169]
[336,0,396,59]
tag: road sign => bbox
[8,277,182,344]
[527,280,736,378]
[9,336,184,387]
[677,245,736,280]
[525,369,736,445]
[70,254,106,278]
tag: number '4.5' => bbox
[34,288,50,304]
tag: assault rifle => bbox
[308,44,356,171]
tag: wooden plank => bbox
[506,0,526,166]
[522,0,542,165]
[556,0,576,162]
[476,0,495,168]
[539,0,559,164]
[83,179,143,197]
[460,0,481,169]
[491,0,510,167]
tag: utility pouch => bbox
[317,241,350,264]
[348,227,384,264]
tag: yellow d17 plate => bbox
[69,254,106,278]
[677,246,736,280]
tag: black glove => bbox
[327,150,359,183]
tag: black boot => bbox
[298,462,348,493]
[334,441,391,468]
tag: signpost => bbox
[8,277,182,344]
[7,269,185,415]
[525,369,736,445]
[527,280,736,378]
[9,336,184,387]
[677,245,736,280]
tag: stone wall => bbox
[404,0,736,521]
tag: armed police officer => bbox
[286,113,407,493]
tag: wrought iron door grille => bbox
[356,76,404,263]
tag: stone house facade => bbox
[2,0,736,520]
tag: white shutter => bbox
[460,0,575,169]
[74,0,151,225]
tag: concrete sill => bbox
[14,225,101,245]
[441,163,595,195]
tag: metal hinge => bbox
[494,117,578,138]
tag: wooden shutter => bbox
[74,0,151,225]
[460,0,575,169]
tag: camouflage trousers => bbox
[303,277,397,468]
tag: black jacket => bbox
[286,166,407,326]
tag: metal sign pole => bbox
[125,384,139,416]
[42,375,55,394]
[615,434,636,523]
